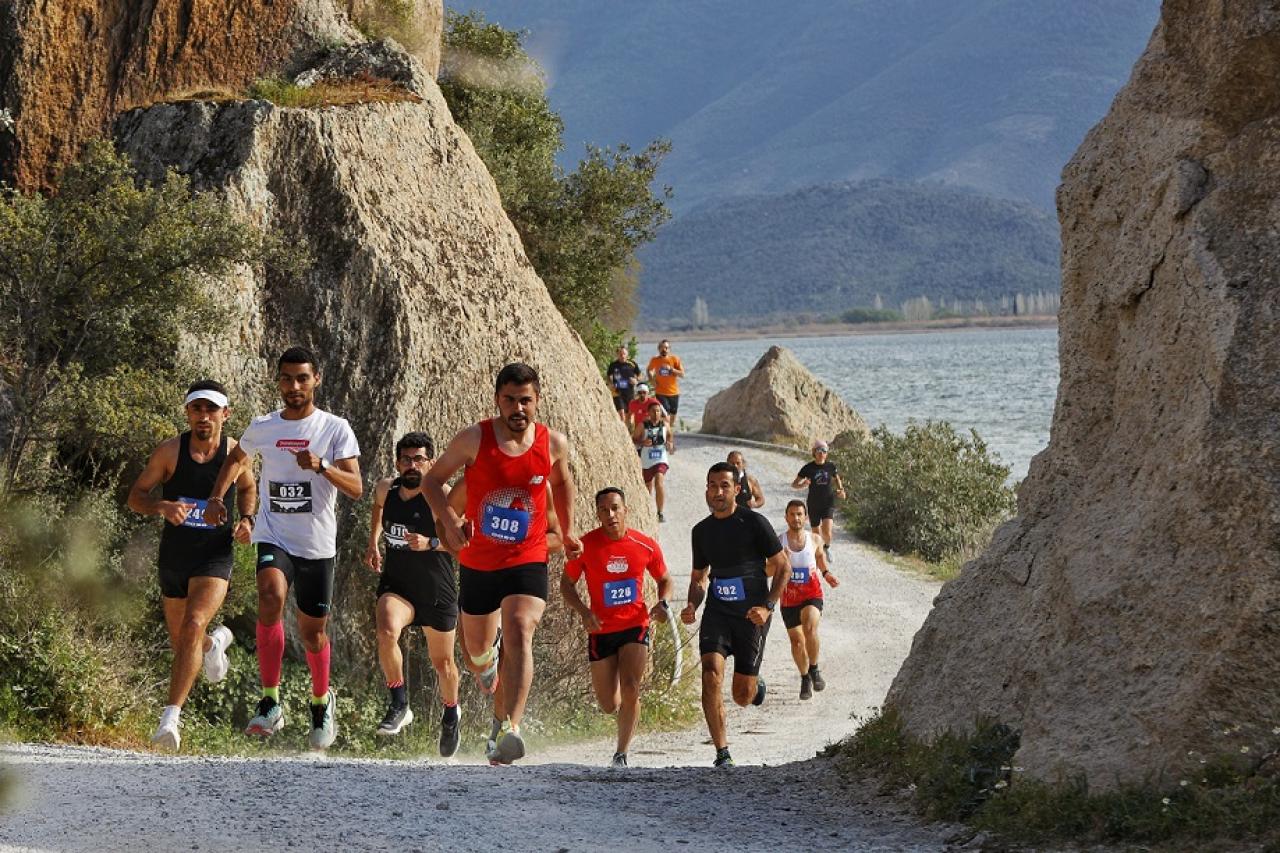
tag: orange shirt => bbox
[646,355,683,396]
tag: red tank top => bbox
[459,419,551,570]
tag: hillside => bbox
[635,179,1060,324]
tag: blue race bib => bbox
[483,503,530,543]
[712,577,746,602]
[179,496,214,529]
[603,578,638,608]
[790,566,811,585]
[647,448,665,460]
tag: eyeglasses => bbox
[398,455,430,465]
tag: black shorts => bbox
[656,394,679,415]
[256,543,335,619]
[588,624,650,662]
[613,394,627,411]
[808,500,835,522]
[378,560,459,632]
[157,551,233,599]
[699,606,771,676]
[781,597,823,629]
[458,563,548,616]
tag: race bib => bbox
[712,577,746,602]
[269,481,312,513]
[384,522,409,549]
[659,366,673,376]
[603,578,638,608]
[647,448,665,460]
[179,496,214,529]
[483,503,530,543]
[791,565,811,585]
[614,376,632,389]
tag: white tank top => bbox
[640,423,668,469]
[780,529,817,570]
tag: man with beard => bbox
[363,432,461,756]
[424,362,581,765]
[727,450,765,510]
[605,345,641,424]
[681,462,790,768]
[205,347,362,750]
[128,380,256,751]
[779,500,838,700]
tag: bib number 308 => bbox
[483,504,530,543]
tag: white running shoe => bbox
[202,625,233,683]
[150,706,181,752]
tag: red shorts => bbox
[643,463,669,483]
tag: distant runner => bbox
[423,362,581,766]
[626,383,665,435]
[363,431,461,756]
[128,380,256,751]
[728,450,765,510]
[605,345,642,424]
[205,347,362,750]
[646,339,684,450]
[560,487,672,768]
[791,440,846,561]
[633,399,673,522]
[779,500,838,700]
[682,462,790,768]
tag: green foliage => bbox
[832,421,1015,563]
[841,307,905,324]
[440,10,671,360]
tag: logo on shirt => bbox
[606,556,629,574]
[529,475,545,485]
[276,439,310,450]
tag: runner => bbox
[560,487,672,768]
[204,346,362,750]
[127,380,256,751]
[791,440,846,561]
[645,340,684,450]
[605,345,641,424]
[363,431,461,756]
[779,500,838,700]
[728,451,765,510]
[626,383,665,435]
[633,399,672,523]
[681,462,790,768]
[423,362,581,765]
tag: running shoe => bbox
[752,677,767,706]
[308,690,337,750]
[485,717,503,765]
[492,725,526,765]
[376,702,413,736]
[202,625,234,683]
[439,706,461,757]
[610,752,628,769]
[713,747,735,768]
[799,674,813,701]
[474,628,502,695]
[810,666,826,692]
[150,706,181,752]
[657,511,665,523]
[245,696,285,737]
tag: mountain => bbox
[635,179,1061,324]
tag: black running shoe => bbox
[809,666,826,692]
[799,674,813,700]
[714,747,735,768]
[752,677,767,706]
[439,705,461,757]
[376,701,413,736]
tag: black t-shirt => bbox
[798,460,839,505]
[691,506,783,611]
[606,359,641,396]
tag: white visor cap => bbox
[185,389,229,408]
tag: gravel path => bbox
[0,434,949,852]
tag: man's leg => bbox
[255,566,289,697]
[654,472,666,516]
[459,611,501,676]
[730,671,759,707]
[297,611,330,697]
[700,652,728,749]
[787,625,810,676]
[376,593,414,691]
[424,626,460,706]
[801,606,821,667]
[615,642,647,756]
[820,517,834,548]
[167,577,229,707]
[590,653,621,715]
[497,594,546,728]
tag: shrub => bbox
[841,307,904,324]
[831,421,1015,563]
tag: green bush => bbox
[831,421,1015,563]
[840,307,904,324]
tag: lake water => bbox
[642,327,1059,481]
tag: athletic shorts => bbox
[808,500,835,522]
[781,597,823,629]
[377,563,459,632]
[656,394,679,415]
[643,463,669,483]
[256,543,335,619]
[157,551,233,599]
[613,394,627,411]
[458,562,549,616]
[699,606,771,677]
[613,388,634,411]
[588,624,650,662]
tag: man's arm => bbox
[833,472,847,500]
[559,570,600,632]
[791,466,810,490]
[649,573,674,623]
[673,357,685,377]
[204,443,250,526]
[292,449,361,500]
[681,567,708,624]
[748,550,792,626]
[364,478,392,572]
[127,440,189,525]
[748,475,765,508]
[548,430,580,558]
[423,425,481,552]
[230,439,257,544]
[815,531,839,586]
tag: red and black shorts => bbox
[781,597,823,629]
[588,624,650,662]
[643,463,669,483]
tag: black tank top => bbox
[382,485,450,574]
[159,432,234,558]
[735,469,753,509]
[643,422,666,447]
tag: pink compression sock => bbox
[306,641,331,700]
[256,621,285,689]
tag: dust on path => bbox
[0,434,949,852]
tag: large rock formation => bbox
[700,345,868,448]
[887,0,1280,788]
[342,0,443,77]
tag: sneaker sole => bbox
[202,627,234,682]
[493,732,526,764]
[376,708,414,737]
[151,730,180,751]
[245,714,285,738]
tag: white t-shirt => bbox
[238,408,361,559]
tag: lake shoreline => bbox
[638,314,1057,343]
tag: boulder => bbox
[886,0,1280,788]
[341,0,443,77]
[700,345,868,448]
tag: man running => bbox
[424,362,580,765]
[128,380,256,751]
[605,345,641,424]
[626,383,664,435]
[363,431,461,756]
[681,462,790,768]
[633,399,672,522]
[779,500,838,700]
[792,440,846,561]
[560,487,672,768]
[728,450,765,510]
[205,346,362,750]
[646,340,684,449]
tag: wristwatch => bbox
[428,537,441,550]
[766,600,777,612]
[317,457,330,473]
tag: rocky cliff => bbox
[700,346,868,448]
[887,0,1280,787]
